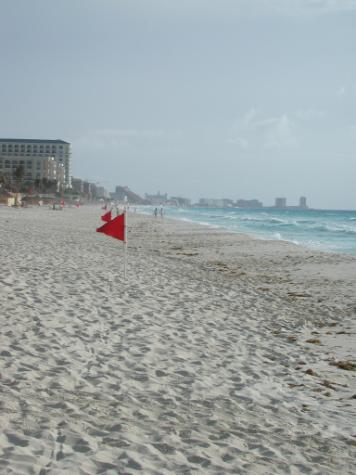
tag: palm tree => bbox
[13,165,25,205]
[14,165,25,192]
[0,171,9,190]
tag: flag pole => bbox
[124,208,127,279]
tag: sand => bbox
[0,205,355,475]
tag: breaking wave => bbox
[139,206,356,254]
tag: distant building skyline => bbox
[106,186,313,209]
[274,196,308,210]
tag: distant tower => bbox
[275,197,287,208]
[299,196,307,209]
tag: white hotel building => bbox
[0,139,71,188]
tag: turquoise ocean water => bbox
[139,206,356,255]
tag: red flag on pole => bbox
[101,210,112,222]
[96,213,125,241]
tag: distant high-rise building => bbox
[0,138,71,188]
[275,197,287,208]
[113,186,146,204]
[236,199,263,208]
[299,196,307,209]
[144,191,168,205]
[170,196,191,207]
[71,177,84,194]
[198,198,224,207]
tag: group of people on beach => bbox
[153,206,164,218]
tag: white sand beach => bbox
[0,205,355,475]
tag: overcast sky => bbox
[1,0,356,208]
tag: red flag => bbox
[96,213,125,241]
[101,210,112,222]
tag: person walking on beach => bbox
[160,206,164,217]
[153,207,158,217]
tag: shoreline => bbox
[137,205,356,257]
[0,205,355,474]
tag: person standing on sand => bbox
[160,206,164,217]
[153,208,158,217]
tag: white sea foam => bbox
[140,206,356,254]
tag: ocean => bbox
[139,206,356,255]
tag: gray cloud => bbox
[230,110,298,150]
[295,109,326,120]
